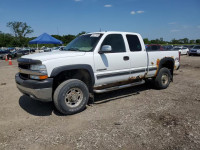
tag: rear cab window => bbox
[126,34,142,52]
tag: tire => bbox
[53,79,89,115]
[154,67,171,89]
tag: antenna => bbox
[99,28,101,32]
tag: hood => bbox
[21,51,86,61]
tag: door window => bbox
[101,34,126,53]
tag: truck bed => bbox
[146,50,180,77]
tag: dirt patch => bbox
[0,55,200,149]
[147,113,179,127]
[0,83,6,86]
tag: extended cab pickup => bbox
[15,31,180,115]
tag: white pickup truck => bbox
[16,31,180,115]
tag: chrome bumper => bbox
[17,83,52,102]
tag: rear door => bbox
[94,34,131,86]
[125,34,147,78]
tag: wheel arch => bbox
[157,57,174,80]
[51,64,95,93]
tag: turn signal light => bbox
[39,75,48,80]
[30,75,48,80]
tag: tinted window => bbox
[126,35,142,51]
[173,48,181,50]
[146,46,151,51]
[193,46,200,49]
[101,34,126,53]
[151,45,158,50]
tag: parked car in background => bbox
[30,48,36,53]
[188,45,200,56]
[188,45,195,50]
[0,50,17,59]
[163,45,173,50]
[17,49,30,56]
[7,47,15,51]
[0,50,10,59]
[173,47,189,55]
[146,44,164,51]
[37,46,51,53]
[5,50,17,59]
[43,48,52,52]
[0,50,7,59]
[181,45,196,50]
[51,46,65,52]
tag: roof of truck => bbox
[87,31,140,35]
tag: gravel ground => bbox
[0,55,200,150]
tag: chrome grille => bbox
[18,63,30,69]
[18,63,30,79]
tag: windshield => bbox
[63,34,103,52]
[193,46,200,49]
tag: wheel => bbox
[154,67,171,89]
[53,79,89,115]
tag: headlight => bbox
[30,64,48,80]
[30,64,47,74]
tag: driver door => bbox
[94,34,131,86]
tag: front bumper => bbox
[15,73,53,102]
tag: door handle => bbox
[123,56,129,61]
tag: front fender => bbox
[50,64,95,85]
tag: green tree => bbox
[7,21,33,46]
[52,35,63,41]
[150,39,160,44]
[189,40,195,44]
[171,38,179,44]
[0,32,14,47]
[196,39,200,44]
[183,38,189,44]
[63,34,76,44]
[76,31,87,37]
[143,38,149,44]
[178,39,184,44]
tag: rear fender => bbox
[157,57,174,81]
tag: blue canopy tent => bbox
[29,33,63,49]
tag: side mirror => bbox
[99,45,112,54]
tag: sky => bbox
[0,0,200,41]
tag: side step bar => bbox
[93,80,145,94]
